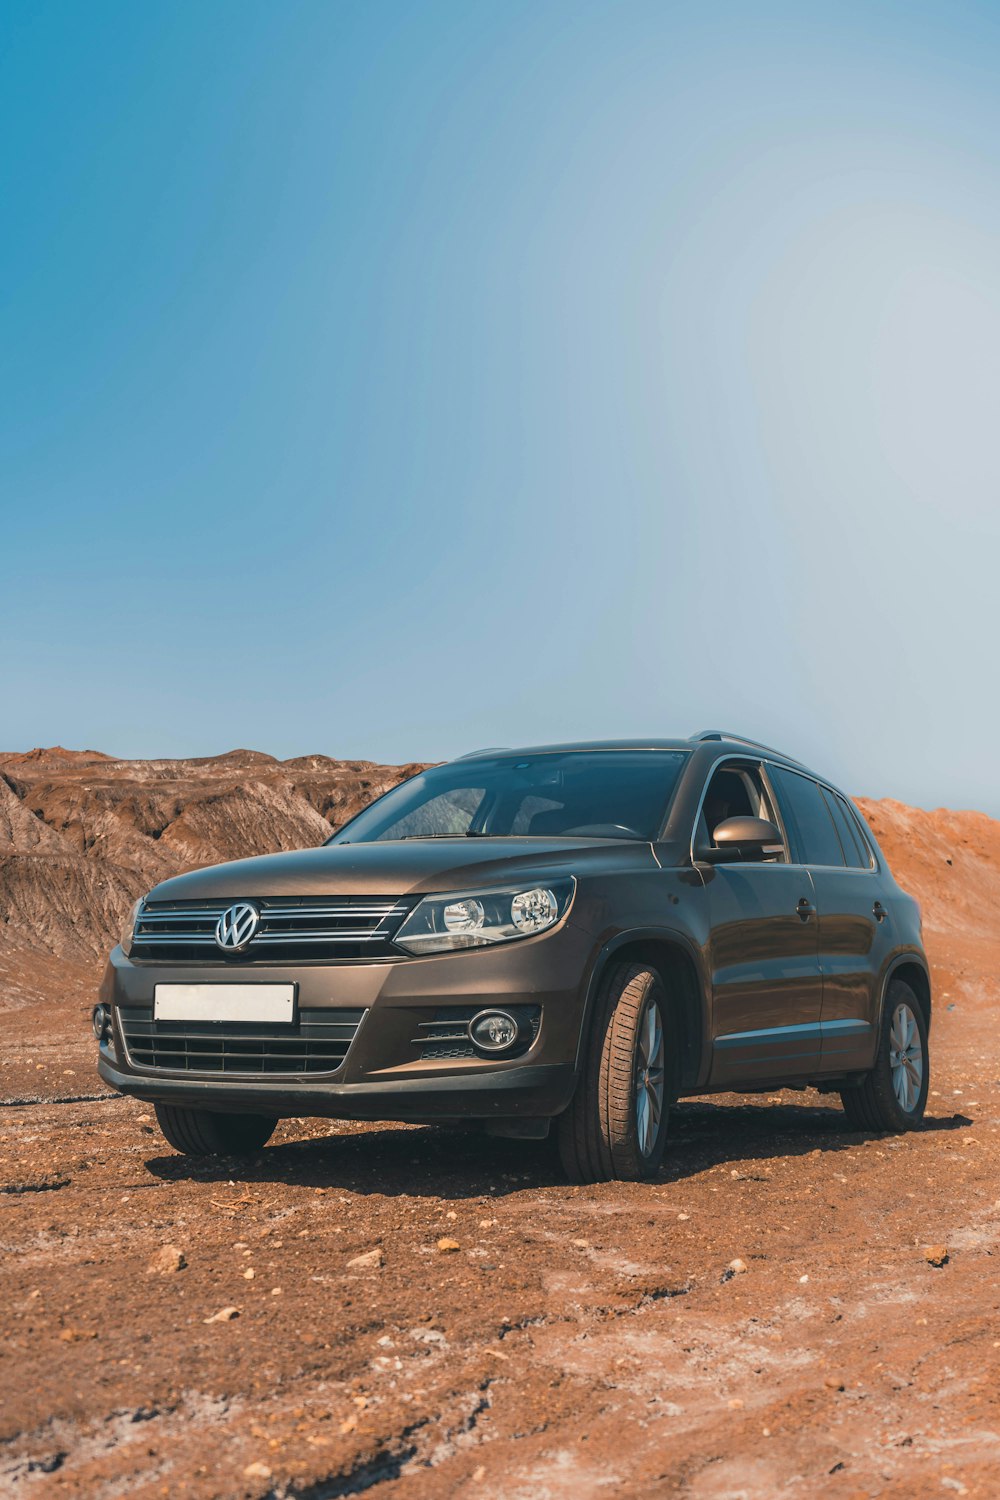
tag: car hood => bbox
[145,837,657,902]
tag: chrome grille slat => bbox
[134,931,390,943]
[130,897,412,962]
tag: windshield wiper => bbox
[399,831,495,839]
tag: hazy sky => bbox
[3,1,1000,813]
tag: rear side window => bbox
[822,788,871,870]
[769,767,846,867]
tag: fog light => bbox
[469,1010,520,1053]
[92,1005,107,1041]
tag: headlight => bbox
[395,879,575,954]
[119,898,143,957]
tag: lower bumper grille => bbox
[117,1007,366,1077]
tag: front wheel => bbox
[839,979,929,1132]
[556,963,672,1183]
[153,1104,278,1157]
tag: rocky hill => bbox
[0,747,424,960]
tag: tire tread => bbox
[557,962,670,1183]
[839,979,929,1133]
[154,1104,276,1157]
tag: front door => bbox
[696,763,824,1085]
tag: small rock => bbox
[243,1462,272,1479]
[824,1375,846,1391]
[147,1246,186,1276]
[924,1244,949,1267]
[347,1248,384,1270]
[571,1239,590,1249]
[410,1327,447,1345]
[203,1306,240,1324]
[59,1327,96,1342]
[270,1287,282,1296]
[437,1237,461,1253]
[728,1258,748,1275]
[677,1212,690,1222]
[243,1268,255,1279]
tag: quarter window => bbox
[835,792,874,869]
[769,767,846,867]
[822,788,869,870]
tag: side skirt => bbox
[710,1018,873,1083]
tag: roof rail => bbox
[455,746,509,760]
[691,730,808,769]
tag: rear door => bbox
[698,761,824,1085]
[767,766,887,1072]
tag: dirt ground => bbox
[2,765,1000,1498]
[2,922,999,1500]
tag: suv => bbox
[95,733,930,1181]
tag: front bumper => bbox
[97,1051,576,1120]
[97,917,594,1121]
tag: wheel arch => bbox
[576,930,708,1094]
[883,954,932,1033]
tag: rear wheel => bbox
[556,962,672,1183]
[839,978,929,1131]
[153,1104,277,1157]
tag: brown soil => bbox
[1,752,999,1498]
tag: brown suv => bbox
[95,733,930,1181]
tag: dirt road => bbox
[2,930,998,1499]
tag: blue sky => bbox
[2,1,1000,813]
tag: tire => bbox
[839,978,929,1132]
[556,962,672,1183]
[153,1104,278,1157]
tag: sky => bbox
[2,1,1000,813]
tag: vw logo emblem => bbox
[215,901,260,953]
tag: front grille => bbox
[118,1006,366,1076]
[130,897,410,962]
[413,1006,541,1060]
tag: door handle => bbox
[796,897,816,920]
[873,901,889,923]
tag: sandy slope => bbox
[1,753,999,1498]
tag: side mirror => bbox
[702,816,782,863]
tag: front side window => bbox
[328,751,689,844]
[697,762,786,860]
[769,766,846,867]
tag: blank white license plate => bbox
[153,984,295,1024]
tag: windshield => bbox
[328,751,689,844]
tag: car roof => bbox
[456,733,813,773]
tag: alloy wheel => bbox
[633,998,665,1157]
[889,1001,923,1114]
